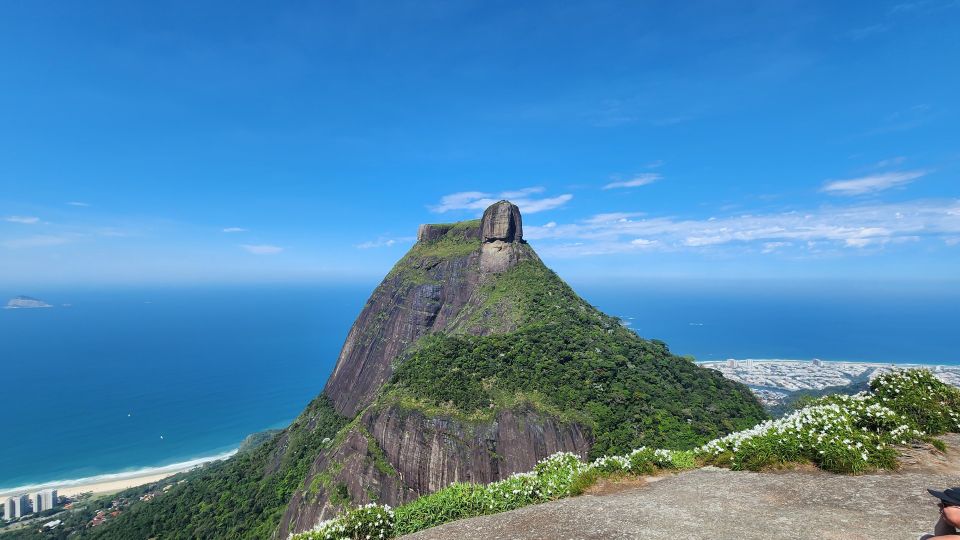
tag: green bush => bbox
[627,447,658,474]
[567,468,601,496]
[870,369,960,435]
[699,369,954,473]
[393,483,489,535]
[295,504,395,540]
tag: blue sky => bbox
[1,1,958,286]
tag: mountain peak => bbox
[481,200,523,243]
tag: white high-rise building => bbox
[3,495,29,520]
[31,489,58,513]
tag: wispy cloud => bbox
[525,199,960,256]
[222,227,248,233]
[603,173,661,190]
[67,201,90,207]
[874,156,906,168]
[889,0,960,15]
[868,104,935,135]
[847,24,889,40]
[4,216,41,224]
[2,235,72,248]
[430,187,572,214]
[355,236,415,249]
[821,170,927,196]
[762,241,792,253]
[240,244,283,255]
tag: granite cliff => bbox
[324,201,534,418]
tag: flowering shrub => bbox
[698,369,958,473]
[870,369,960,435]
[293,370,957,540]
[392,453,587,536]
[294,503,394,540]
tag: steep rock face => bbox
[323,245,482,417]
[324,205,533,418]
[277,426,415,539]
[480,200,527,273]
[367,405,590,493]
[481,200,522,242]
[278,404,591,536]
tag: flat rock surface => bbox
[402,435,960,540]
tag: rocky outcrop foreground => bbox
[403,435,960,540]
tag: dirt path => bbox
[402,435,960,540]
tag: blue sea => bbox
[2,280,958,490]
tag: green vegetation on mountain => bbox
[83,396,346,540]
[386,261,767,457]
[384,219,482,286]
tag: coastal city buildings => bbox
[2,489,58,521]
[701,359,960,407]
[32,489,58,513]
[3,494,29,520]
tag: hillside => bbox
[60,200,765,539]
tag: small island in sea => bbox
[4,296,53,309]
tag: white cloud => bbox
[500,187,545,199]
[357,239,395,249]
[2,235,71,248]
[762,241,792,253]
[240,244,283,255]
[821,170,926,196]
[874,157,906,168]
[524,199,960,257]
[355,236,415,249]
[222,227,248,233]
[603,173,661,190]
[430,187,572,215]
[4,216,40,224]
[521,194,574,213]
[67,201,91,207]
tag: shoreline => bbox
[0,450,237,498]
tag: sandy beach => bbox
[0,450,236,499]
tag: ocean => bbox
[2,280,958,490]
